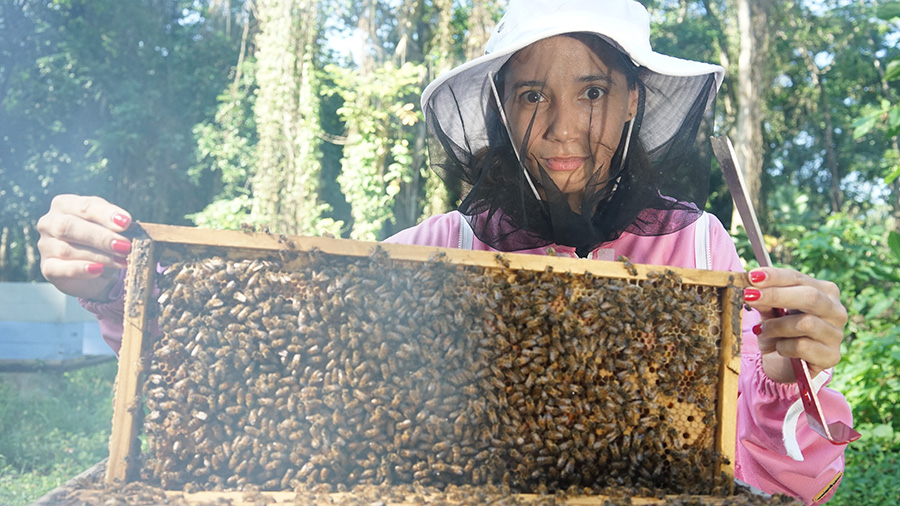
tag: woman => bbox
[37,0,851,504]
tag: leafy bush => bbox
[836,288,900,426]
[829,424,900,506]
[787,213,900,296]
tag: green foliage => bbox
[837,305,900,426]
[828,424,900,506]
[775,212,900,429]
[853,98,900,165]
[850,1,900,184]
[188,195,256,230]
[889,231,900,260]
[0,362,116,506]
[188,61,260,230]
[325,61,426,240]
[886,60,900,82]
[1,0,245,280]
[877,1,900,20]
[761,0,896,218]
[786,214,898,294]
[765,185,816,262]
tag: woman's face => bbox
[502,35,638,211]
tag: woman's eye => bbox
[585,87,605,100]
[522,91,543,104]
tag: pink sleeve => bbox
[78,266,164,356]
[78,271,127,356]
[384,212,462,248]
[736,349,849,505]
[706,216,850,505]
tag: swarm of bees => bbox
[141,246,738,498]
[77,477,800,506]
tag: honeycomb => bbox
[138,246,735,496]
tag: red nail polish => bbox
[744,288,761,302]
[111,239,132,255]
[752,324,762,335]
[86,263,104,275]
[749,271,767,284]
[112,214,131,228]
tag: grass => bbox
[0,361,116,506]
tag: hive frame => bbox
[106,222,747,492]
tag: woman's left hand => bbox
[743,267,848,383]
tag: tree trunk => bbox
[251,0,326,234]
[420,0,461,217]
[0,226,8,282]
[732,0,772,233]
[892,179,900,233]
[430,0,455,76]
[360,0,382,73]
[395,0,424,65]
[465,2,494,60]
[394,0,428,231]
[817,77,842,212]
[866,16,900,231]
[232,2,253,89]
[700,0,735,120]
[788,6,843,214]
[23,223,38,281]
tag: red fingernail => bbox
[744,288,761,302]
[112,214,131,228]
[86,263,104,275]
[111,239,132,255]
[752,323,762,335]
[749,271,766,283]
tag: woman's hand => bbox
[743,267,848,383]
[36,194,133,300]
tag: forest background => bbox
[1,0,899,503]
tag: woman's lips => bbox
[543,157,587,172]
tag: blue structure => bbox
[0,283,112,362]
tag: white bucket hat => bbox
[420,0,725,156]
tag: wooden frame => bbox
[105,222,747,501]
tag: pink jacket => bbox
[83,211,850,504]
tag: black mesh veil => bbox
[423,33,718,257]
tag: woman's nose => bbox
[544,102,583,143]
